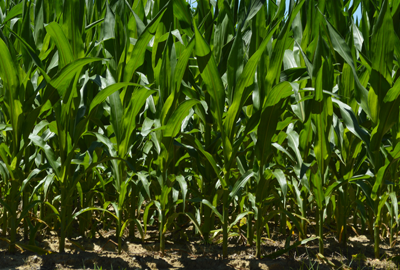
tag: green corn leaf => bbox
[324,17,370,118]
[7,27,49,79]
[224,22,280,141]
[184,212,205,240]
[201,199,223,223]
[160,38,195,126]
[370,0,395,84]
[227,30,244,104]
[2,2,23,23]
[120,87,156,154]
[332,98,370,147]
[120,219,134,238]
[266,0,306,89]
[229,170,254,199]
[370,76,400,152]
[172,0,193,36]
[20,169,41,194]
[101,1,115,41]
[67,207,114,231]
[256,82,293,166]
[50,58,102,98]
[375,193,390,226]
[194,23,225,132]
[273,169,288,205]
[137,172,151,200]
[44,202,60,219]
[176,175,188,212]
[181,134,226,187]
[88,82,142,114]
[286,127,303,165]
[143,201,154,235]
[228,211,253,232]
[85,18,105,32]
[29,135,61,178]
[123,1,169,82]
[63,0,84,59]
[0,38,22,149]
[45,22,74,68]
[164,99,200,137]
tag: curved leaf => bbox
[45,22,74,68]
[50,58,102,98]
[164,99,200,137]
[229,170,254,199]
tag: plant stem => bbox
[159,210,165,255]
[247,212,253,246]
[9,214,16,253]
[390,206,394,247]
[8,183,18,253]
[319,208,324,255]
[129,185,137,239]
[256,206,262,258]
[23,190,29,241]
[2,209,8,236]
[59,186,67,253]
[374,219,380,259]
[117,220,122,254]
[222,189,228,259]
[368,208,374,239]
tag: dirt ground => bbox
[1,228,400,270]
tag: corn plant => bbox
[0,0,399,261]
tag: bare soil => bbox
[1,228,399,270]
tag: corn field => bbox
[0,0,399,262]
